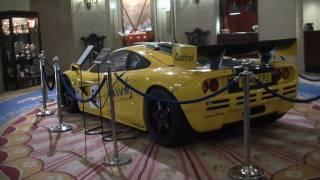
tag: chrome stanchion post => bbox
[38,51,54,104]
[49,56,73,133]
[228,60,264,180]
[104,59,131,166]
[43,89,55,103]
[37,51,54,117]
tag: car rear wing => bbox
[197,38,297,63]
[142,39,296,68]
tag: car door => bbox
[74,50,150,130]
[73,62,107,114]
[73,50,127,116]
[112,51,151,129]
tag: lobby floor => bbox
[0,75,319,179]
[0,101,320,179]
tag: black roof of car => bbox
[144,42,176,54]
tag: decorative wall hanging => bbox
[120,0,153,33]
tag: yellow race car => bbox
[62,39,298,147]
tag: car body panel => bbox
[63,41,298,132]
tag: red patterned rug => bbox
[0,103,320,180]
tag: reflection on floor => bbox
[0,86,55,127]
[0,102,319,180]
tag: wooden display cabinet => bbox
[304,31,320,73]
[122,31,154,47]
[0,11,42,90]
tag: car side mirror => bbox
[70,63,80,71]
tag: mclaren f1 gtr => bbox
[62,39,298,147]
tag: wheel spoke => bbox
[156,105,171,135]
[148,92,176,138]
[157,102,163,111]
[156,120,164,135]
[162,107,171,117]
[163,121,170,130]
[64,94,72,106]
[67,96,73,103]
[151,111,158,120]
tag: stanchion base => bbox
[49,124,73,133]
[85,126,111,136]
[104,154,132,166]
[36,109,54,117]
[228,165,264,180]
[40,98,55,103]
[103,136,135,142]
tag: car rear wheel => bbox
[270,113,285,122]
[61,76,79,113]
[146,88,193,147]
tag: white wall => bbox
[155,0,173,42]
[296,0,305,72]
[0,0,30,11]
[31,0,75,71]
[0,0,31,92]
[175,0,219,44]
[258,0,297,41]
[303,0,320,30]
[71,0,111,58]
[108,0,123,49]
[156,0,298,44]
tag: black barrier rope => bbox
[45,60,54,70]
[59,71,107,103]
[115,73,238,105]
[42,65,55,91]
[87,73,125,110]
[254,75,320,103]
[299,74,320,82]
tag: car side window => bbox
[90,50,129,72]
[126,53,150,70]
[90,50,149,72]
[110,51,129,71]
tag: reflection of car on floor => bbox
[62,39,298,147]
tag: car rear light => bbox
[275,68,290,80]
[281,68,290,79]
[202,81,209,94]
[209,79,219,92]
[274,69,282,80]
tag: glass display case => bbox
[0,11,42,90]
[120,0,155,46]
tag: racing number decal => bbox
[113,77,133,100]
[77,76,133,110]
[89,85,101,109]
[89,77,133,109]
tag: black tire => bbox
[146,87,193,147]
[270,113,285,122]
[61,76,79,113]
[253,113,285,126]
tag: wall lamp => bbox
[229,0,241,16]
[246,0,256,13]
[84,0,98,9]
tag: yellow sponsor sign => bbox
[172,45,197,68]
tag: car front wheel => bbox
[61,76,79,113]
